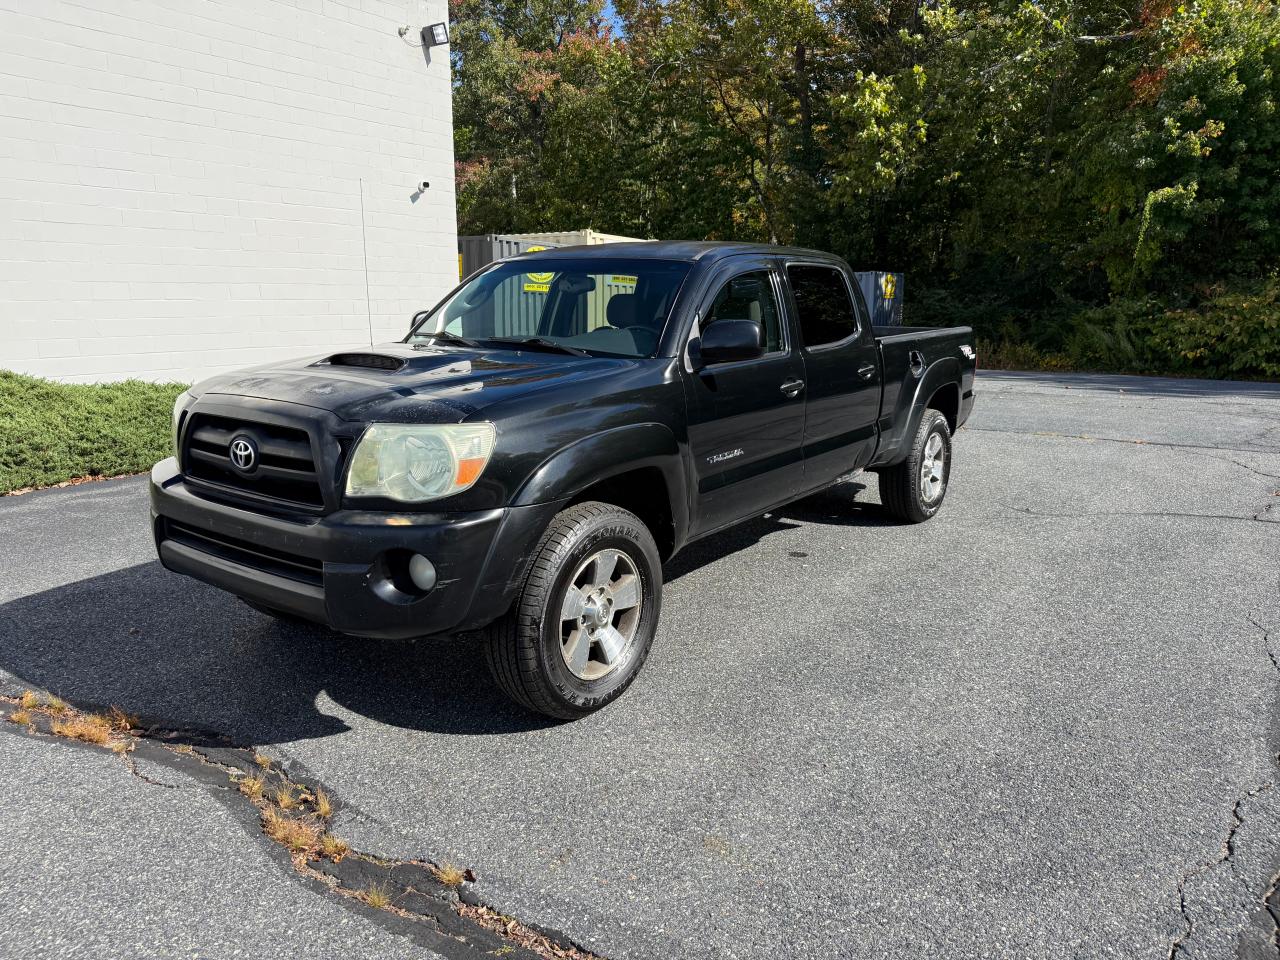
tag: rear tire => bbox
[484,501,662,720]
[877,409,952,523]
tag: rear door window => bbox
[787,265,857,348]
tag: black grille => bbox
[318,353,405,371]
[163,519,322,586]
[183,414,324,508]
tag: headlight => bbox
[345,423,496,502]
[172,390,194,458]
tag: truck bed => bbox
[870,324,976,467]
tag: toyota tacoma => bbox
[151,242,976,718]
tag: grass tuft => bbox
[253,751,272,769]
[263,808,320,854]
[238,776,265,801]
[320,834,349,861]
[275,786,299,810]
[431,862,467,887]
[362,883,392,909]
[20,690,40,710]
[8,709,31,725]
[107,705,139,732]
[313,788,333,819]
[51,714,111,745]
[45,695,68,716]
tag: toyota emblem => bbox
[229,435,258,472]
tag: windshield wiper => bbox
[486,336,591,357]
[413,330,483,349]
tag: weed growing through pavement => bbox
[362,883,392,909]
[50,713,112,745]
[313,788,333,819]
[107,705,138,732]
[320,834,349,861]
[276,786,300,810]
[262,808,320,854]
[432,862,466,887]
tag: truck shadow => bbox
[0,481,896,742]
[664,479,898,581]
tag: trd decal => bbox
[706,448,744,465]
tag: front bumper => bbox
[149,458,562,639]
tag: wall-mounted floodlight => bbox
[422,23,449,46]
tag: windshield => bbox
[407,258,692,358]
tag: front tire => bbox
[484,501,662,719]
[877,409,952,523]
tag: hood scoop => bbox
[315,352,406,372]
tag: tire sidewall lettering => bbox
[537,518,659,709]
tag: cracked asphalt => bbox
[1,370,1279,959]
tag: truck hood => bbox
[192,342,634,423]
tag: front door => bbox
[682,261,807,536]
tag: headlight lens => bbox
[345,423,496,502]
[171,390,194,458]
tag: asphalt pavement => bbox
[2,370,1279,959]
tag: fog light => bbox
[408,554,437,592]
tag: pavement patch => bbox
[0,691,601,960]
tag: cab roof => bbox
[505,240,845,264]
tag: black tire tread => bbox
[483,501,653,719]
[877,409,951,524]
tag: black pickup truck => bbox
[151,242,976,718]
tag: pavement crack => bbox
[121,753,179,789]
[1249,614,1280,677]
[1001,504,1262,524]
[966,425,1280,460]
[0,691,602,960]
[1169,782,1275,959]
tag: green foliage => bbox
[0,372,186,494]
[1149,279,1280,377]
[452,0,1280,379]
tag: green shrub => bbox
[1147,281,1280,380]
[974,338,1075,372]
[0,372,187,494]
[1061,299,1165,374]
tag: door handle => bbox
[857,362,877,381]
[780,378,805,398]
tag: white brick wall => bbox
[0,0,457,383]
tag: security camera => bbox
[419,181,430,192]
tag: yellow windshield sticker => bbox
[525,245,554,285]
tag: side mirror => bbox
[697,319,763,366]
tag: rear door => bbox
[784,261,881,486]
[681,258,807,536]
